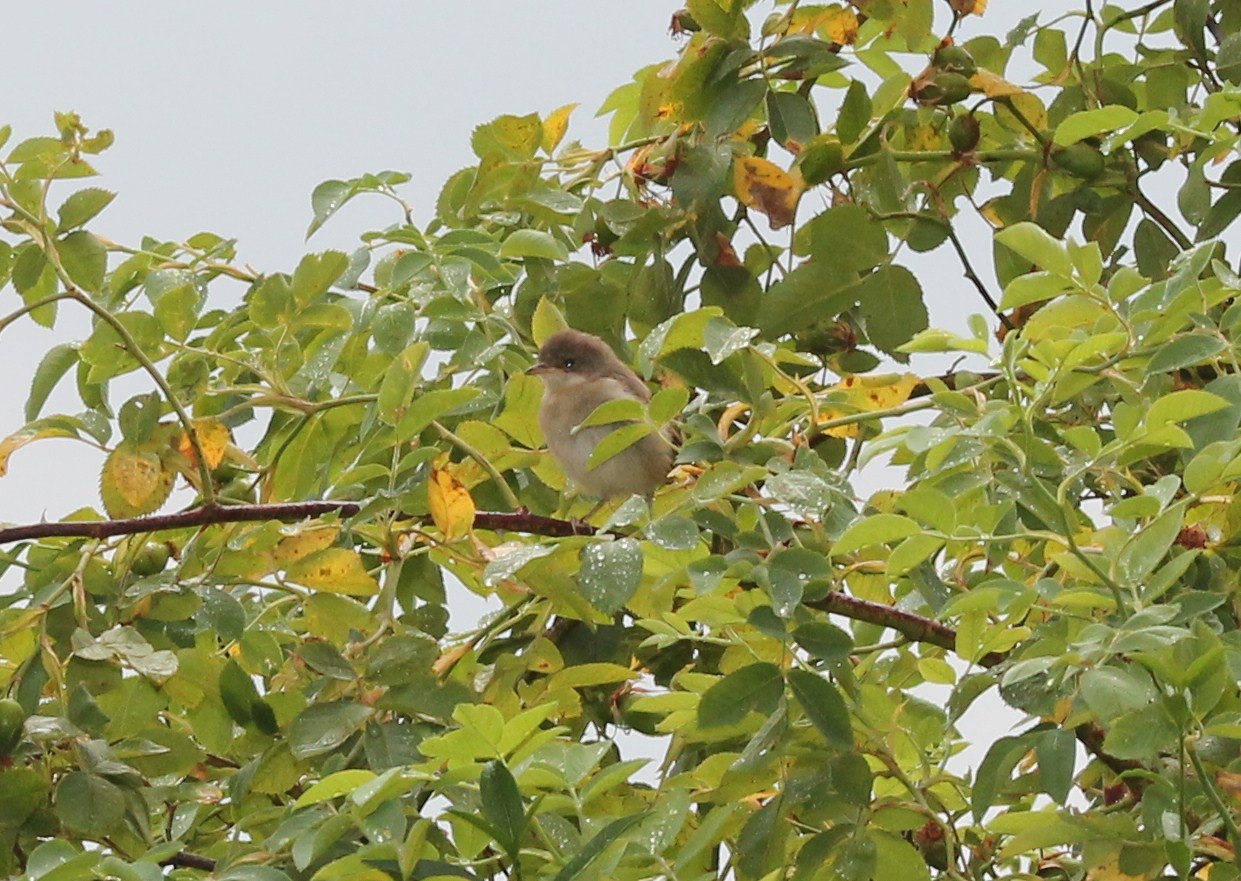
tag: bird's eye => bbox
[563,358,576,369]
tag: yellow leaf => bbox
[0,424,78,478]
[949,0,986,13]
[818,373,921,438]
[969,69,1023,98]
[100,443,175,518]
[272,526,341,566]
[0,430,38,478]
[733,157,804,230]
[177,418,232,471]
[429,461,476,539]
[542,103,578,154]
[790,4,859,44]
[822,6,860,44]
[285,548,379,596]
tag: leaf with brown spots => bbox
[734,157,804,229]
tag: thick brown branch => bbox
[159,852,216,871]
[473,511,599,537]
[0,501,361,544]
[808,591,1004,668]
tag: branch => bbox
[474,511,600,537]
[159,852,216,871]
[807,590,1143,789]
[0,496,1143,789]
[807,591,1004,668]
[0,501,361,544]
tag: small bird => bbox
[527,329,675,502]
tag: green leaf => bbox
[787,669,853,749]
[56,187,115,232]
[394,387,481,442]
[972,735,1029,820]
[1141,332,1221,372]
[649,386,689,424]
[291,250,348,306]
[585,422,653,470]
[500,229,568,261]
[1116,503,1185,587]
[532,295,569,345]
[703,317,759,364]
[1034,729,1076,804]
[698,662,783,727]
[289,702,372,760]
[577,538,643,615]
[153,283,202,342]
[54,771,124,836]
[1053,107,1139,146]
[1146,389,1229,429]
[1174,0,1209,57]
[766,90,818,148]
[307,179,354,238]
[995,222,1074,278]
[757,262,857,338]
[1000,271,1073,309]
[577,397,645,429]
[808,204,889,273]
[793,622,853,662]
[480,761,526,855]
[832,514,923,556]
[294,770,377,808]
[554,812,649,881]
[857,265,928,355]
[26,343,79,422]
[837,80,872,144]
[736,797,785,881]
[1103,703,1180,761]
[58,230,107,293]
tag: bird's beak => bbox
[526,362,552,376]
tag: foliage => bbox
[1,1,1241,880]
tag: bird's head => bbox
[527,330,622,391]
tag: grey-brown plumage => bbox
[528,329,675,500]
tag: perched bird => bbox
[528,329,675,502]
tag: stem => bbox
[0,292,76,334]
[433,421,522,511]
[1189,742,1241,864]
[846,148,1040,169]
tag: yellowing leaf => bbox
[429,461,476,539]
[272,526,341,566]
[100,443,175,518]
[0,424,79,478]
[790,5,859,44]
[542,103,578,154]
[733,157,804,230]
[818,373,921,438]
[177,418,232,471]
[0,430,38,478]
[822,7,860,44]
[950,0,987,14]
[285,548,379,596]
[969,69,1023,98]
